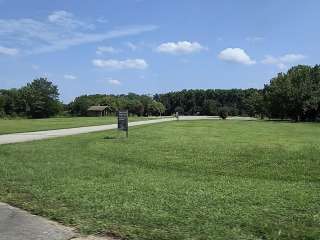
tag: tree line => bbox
[69,93,165,117]
[1,65,320,121]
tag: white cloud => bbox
[0,46,19,56]
[0,12,157,55]
[48,10,94,30]
[92,59,148,70]
[63,74,77,79]
[261,53,306,69]
[156,41,206,54]
[96,46,119,55]
[108,79,121,85]
[126,42,138,51]
[279,54,306,63]
[218,48,256,65]
[261,55,278,65]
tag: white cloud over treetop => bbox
[218,48,256,65]
[108,79,121,85]
[92,59,148,70]
[262,54,306,69]
[279,54,306,63]
[156,41,206,54]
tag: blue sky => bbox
[0,0,319,102]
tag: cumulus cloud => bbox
[108,79,121,85]
[0,46,19,56]
[0,11,157,55]
[92,59,148,70]
[63,74,77,79]
[156,41,206,54]
[96,46,119,55]
[218,48,256,65]
[261,53,306,69]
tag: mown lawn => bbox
[0,120,319,240]
[0,116,152,135]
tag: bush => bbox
[0,110,6,118]
[218,107,229,119]
[174,106,184,115]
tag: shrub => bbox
[218,107,229,119]
[0,110,5,118]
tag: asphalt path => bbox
[0,116,255,145]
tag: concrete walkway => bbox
[0,116,256,145]
[0,202,76,240]
[0,202,117,240]
[0,117,175,145]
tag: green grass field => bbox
[0,120,319,240]
[0,116,153,135]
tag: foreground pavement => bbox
[0,116,255,145]
[0,202,76,240]
[0,202,117,240]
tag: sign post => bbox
[118,110,128,137]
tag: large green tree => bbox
[264,65,320,121]
[21,78,61,118]
[147,100,165,116]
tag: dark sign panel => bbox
[118,110,128,136]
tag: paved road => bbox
[0,116,256,145]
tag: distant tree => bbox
[21,78,61,118]
[203,99,218,115]
[174,106,184,115]
[0,94,5,117]
[70,95,93,116]
[127,99,145,116]
[218,107,229,119]
[0,88,25,116]
[99,95,117,113]
[242,89,265,117]
[155,101,166,116]
[264,73,290,119]
[148,100,165,116]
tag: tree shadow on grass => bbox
[103,136,117,140]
